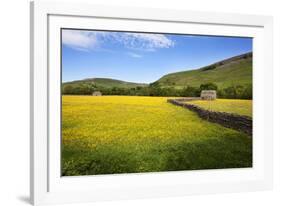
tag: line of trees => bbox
[217,84,252,99]
[62,82,252,99]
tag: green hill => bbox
[155,52,252,89]
[63,78,147,89]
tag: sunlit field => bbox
[187,99,252,117]
[62,95,252,176]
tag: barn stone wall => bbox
[201,90,217,100]
[167,98,252,136]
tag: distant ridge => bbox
[63,77,147,89]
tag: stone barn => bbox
[92,91,102,96]
[200,90,216,100]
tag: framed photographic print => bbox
[30,1,273,205]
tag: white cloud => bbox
[127,52,142,58]
[117,33,174,51]
[62,30,98,51]
[62,30,175,52]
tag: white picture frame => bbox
[30,0,273,205]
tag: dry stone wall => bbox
[167,98,252,136]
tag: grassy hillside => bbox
[156,52,252,89]
[63,78,147,89]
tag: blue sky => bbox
[62,29,252,83]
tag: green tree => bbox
[63,85,74,94]
[181,86,200,97]
[200,83,218,91]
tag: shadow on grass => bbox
[62,135,252,176]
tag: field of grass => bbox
[62,95,252,176]
[187,99,252,117]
